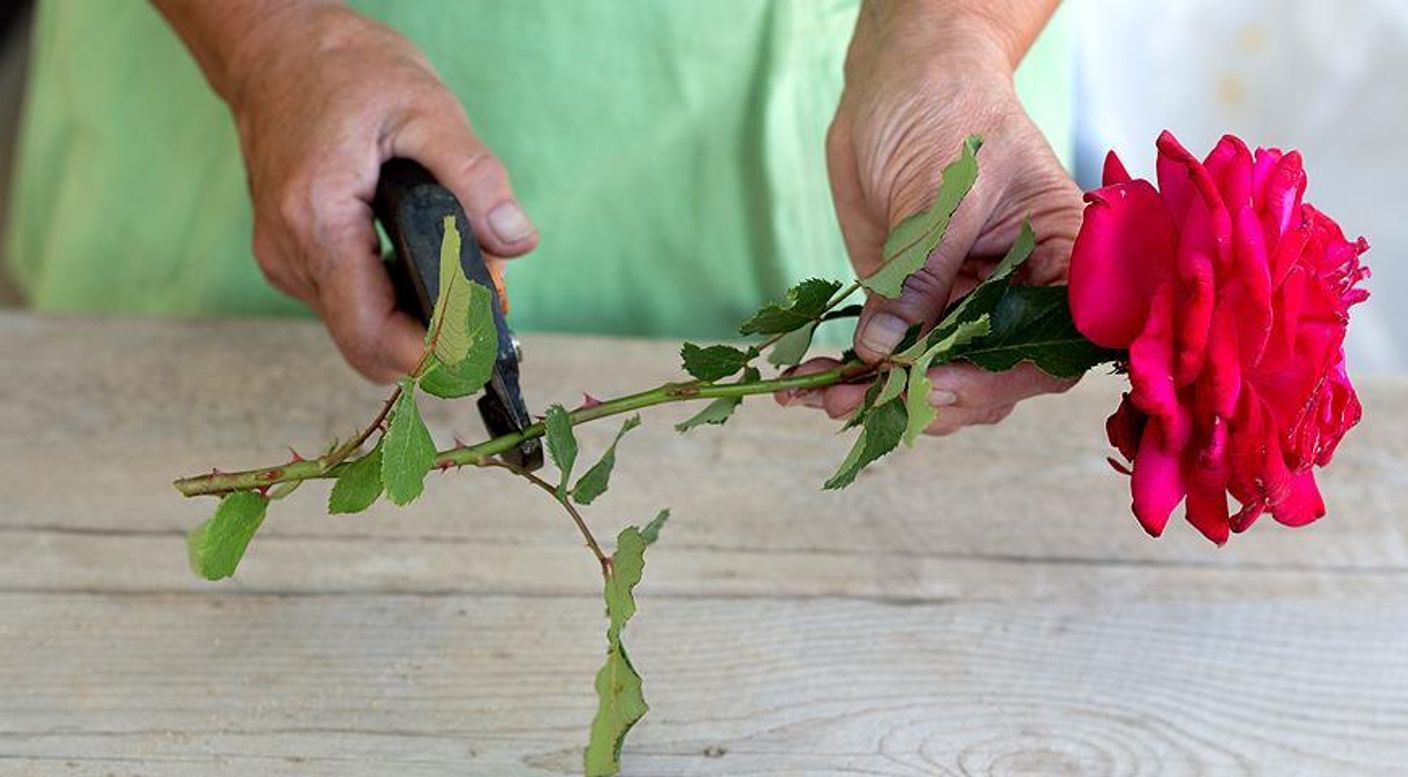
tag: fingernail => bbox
[859,313,908,355]
[929,389,958,407]
[488,201,534,243]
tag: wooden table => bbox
[2,313,1406,776]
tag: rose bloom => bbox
[1069,131,1370,544]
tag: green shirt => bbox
[6,0,1070,339]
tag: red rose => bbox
[1069,132,1370,544]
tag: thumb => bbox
[391,109,538,258]
[852,199,987,362]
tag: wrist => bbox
[152,0,346,107]
[853,0,1056,74]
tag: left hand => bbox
[779,1,1084,435]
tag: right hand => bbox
[226,5,537,381]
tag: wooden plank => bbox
[2,592,1406,776]
[3,314,1407,775]
[5,529,1408,603]
[1,313,1405,571]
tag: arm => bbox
[152,0,537,382]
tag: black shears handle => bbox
[372,158,543,472]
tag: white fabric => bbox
[1073,0,1406,373]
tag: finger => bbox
[307,212,427,383]
[391,108,538,258]
[924,403,1016,437]
[853,194,990,363]
[926,361,1076,410]
[774,357,843,407]
[252,224,317,302]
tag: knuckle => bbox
[456,151,508,191]
[900,262,951,305]
[272,181,312,228]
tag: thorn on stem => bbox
[579,393,603,410]
[287,446,304,462]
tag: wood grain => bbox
[1,313,1405,776]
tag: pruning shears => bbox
[372,158,544,472]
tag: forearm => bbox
[852,0,1059,74]
[150,0,342,103]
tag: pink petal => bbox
[1251,147,1284,205]
[1203,134,1253,211]
[1232,206,1274,365]
[1069,181,1179,348]
[1128,283,1192,448]
[1106,393,1147,463]
[1260,150,1307,241]
[1103,151,1132,185]
[1270,471,1326,527]
[1198,300,1242,420]
[1131,421,1187,536]
[1185,419,1232,544]
[1173,234,1217,385]
[1156,131,1198,222]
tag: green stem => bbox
[173,361,872,498]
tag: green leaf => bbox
[381,379,437,506]
[585,523,662,776]
[426,215,473,366]
[952,284,1123,378]
[895,220,1037,364]
[862,135,982,299]
[902,316,992,445]
[767,322,816,367]
[739,278,843,335]
[328,439,383,514]
[841,376,885,431]
[187,491,269,581]
[874,365,908,407]
[571,416,642,506]
[674,367,758,432]
[419,282,496,399]
[545,404,577,498]
[674,396,740,432]
[824,397,907,490]
[680,343,757,382]
[640,509,669,546]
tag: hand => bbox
[781,1,1082,434]
[168,3,538,381]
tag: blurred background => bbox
[0,0,1399,370]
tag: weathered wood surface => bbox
[1,312,1405,776]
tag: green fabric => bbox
[6,0,1071,339]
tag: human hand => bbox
[781,0,1082,434]
[211,4,537,381]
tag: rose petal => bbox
[1156,131,1198,222]
[1103,150,1132,186]
[1198,300,1242,420]
[1204,134,1254,212]
[1232,206,1274,365]
[1069,181,1178,348]
[1261,150,1307,242]
[1270,470,1326,527]
[1106,393,1147,462]
[1184,419,1231,544]
[1128,283,1191,447]
[1130,421,1187,536]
